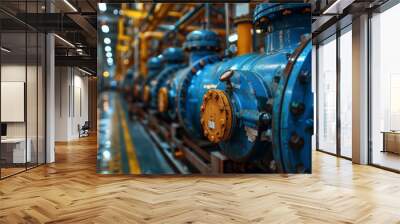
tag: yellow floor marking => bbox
[117,98,141,174]
[109,103,122,174]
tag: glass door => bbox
[0,0,47,179]
[370,3,400,171]
[317,35,337,155]
[339,26,353,159]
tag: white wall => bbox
[54,67,89,141]
[1,63,46,164]
[312,45,317,150]
[1,65,38,138]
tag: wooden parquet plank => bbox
[0,135,400,223]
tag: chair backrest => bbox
[83,121,90,129]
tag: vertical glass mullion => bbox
[315,44,320,151]
[36,0,39,167]
[336,30,341,157]
[25,0,28,171]
[0,18,2,179]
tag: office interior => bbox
[0,0,399,222]
[315,2,400,171]
[0,0,97,179]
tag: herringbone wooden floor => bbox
[1,135,400,223]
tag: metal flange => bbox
[158,87,168,113]
[200,89,233,143]
[143,85,150,103]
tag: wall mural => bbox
[97,3,313,174]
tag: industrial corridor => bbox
[97,91,174,174]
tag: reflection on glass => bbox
[27,32,38,169]
[340,28,352,158]
[1,31,27,177]
[371,3,400,171]
[318,36,337,154]
[38,32,46,165]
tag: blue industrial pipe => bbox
[148,47,186,110]
[132,55,163,102]
[163,4,205,42]
[152,3,313,173]
[157,30,222,134]
[197,3,313,173]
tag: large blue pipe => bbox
[198,3,313,173]
[132,55,164,102]
[154,3,313,173]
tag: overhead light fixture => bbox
[101,24,109,33]
[76,48,83,55]
[54,34,75,48]
[78,67,93,76]
[105,46,112,52]
[255,29,262,34]
[103,71,110,78]
[98,3,107,12]
[106,52,112,58]
[113,9,119,15]
[322,0,347,15]
[102,150,111,161]
[1,47,11,53]
[104,37,111,45]
[107,58,113,64]
[228,33,238,43]
[63,0,78,12]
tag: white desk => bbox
[1,138,31,163]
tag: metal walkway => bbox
[97,91,174,174]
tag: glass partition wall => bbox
[316,26,353,159]
[317,35,337,155]
[370,3,400,171]
[0,1,46,179]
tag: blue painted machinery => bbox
[143,47,185,109]
[157,30,222,133]
[149,47,186,111]
[153,3,313,173]
[133,55,164,102]
[128,3,314,174]
[198,3,313,173]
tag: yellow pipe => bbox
[167,11,183,18]
[235,17,253,55]
[121,9,147,19]
[139,33,148,76]
[139,31,164,76]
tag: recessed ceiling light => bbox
[105,46,112,52]
[106,52,112,58]
[98,3,107,12]
[103,71,110,78]
[228,33,238,43]
[101,25,109,33]
[1,47,11,53]
[78,67,93,76]
[104,37,111,44]
[54,34,75,48]
[63,0,78,12]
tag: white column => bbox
[46,32,55,163]
[352,14,369,164]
